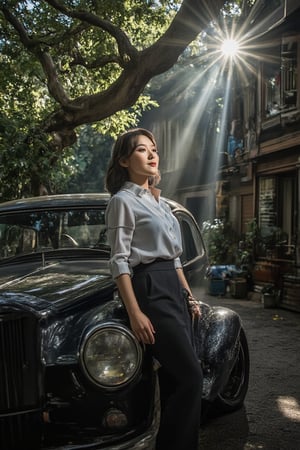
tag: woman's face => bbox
[120,134,159,186]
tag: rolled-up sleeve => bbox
[106,196,135,279]
[174,256,182,269]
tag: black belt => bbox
[132,258,173,274]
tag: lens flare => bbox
[221,39,239,57]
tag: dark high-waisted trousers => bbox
[132,260,203,450]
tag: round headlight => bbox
[80,323,143,390]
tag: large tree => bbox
[1,0,225,146]
[0,0,225,197]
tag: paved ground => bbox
[194,286,300,450]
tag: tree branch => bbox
[2,5,74,108]
[70,51,122,69]
[45,0,138,63]
[45,0,226,133]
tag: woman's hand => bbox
[176,267,201,318]
[129,310,156,345]
[187,295,201,318]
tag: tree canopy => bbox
[0,0,225,198]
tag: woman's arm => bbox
[106,197,155,343]
[116,273,156,344]
[176,268,201,317]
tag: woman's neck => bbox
[129,177,149,190]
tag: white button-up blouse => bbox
[105,181,183,279]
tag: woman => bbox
[105,128,203,450]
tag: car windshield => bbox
[0,208,108,260]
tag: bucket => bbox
[230,278,247,298]
[262,293,276,308]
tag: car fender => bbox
[193,303,242,401]
[42,298,129,365]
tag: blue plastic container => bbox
[208,279,226,296]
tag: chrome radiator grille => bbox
[0,310,42,449]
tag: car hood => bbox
[0,254,113,307]
[0,255,124,364]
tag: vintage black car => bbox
[0,194,249,450]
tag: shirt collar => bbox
[123,181,161,200]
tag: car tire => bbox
[212,328,250,414]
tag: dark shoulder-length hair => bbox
[105,128,157,195]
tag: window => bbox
[0,208,108,259]
[264,36,299,119]
[175,212,205,264]
[281,38,298,111]
[257,174,296,259]
[258,177,277,228]
[265,63,281,117]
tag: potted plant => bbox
[201,219,237,265]
[201,219,240,296]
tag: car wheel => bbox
[213,328,250,414]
